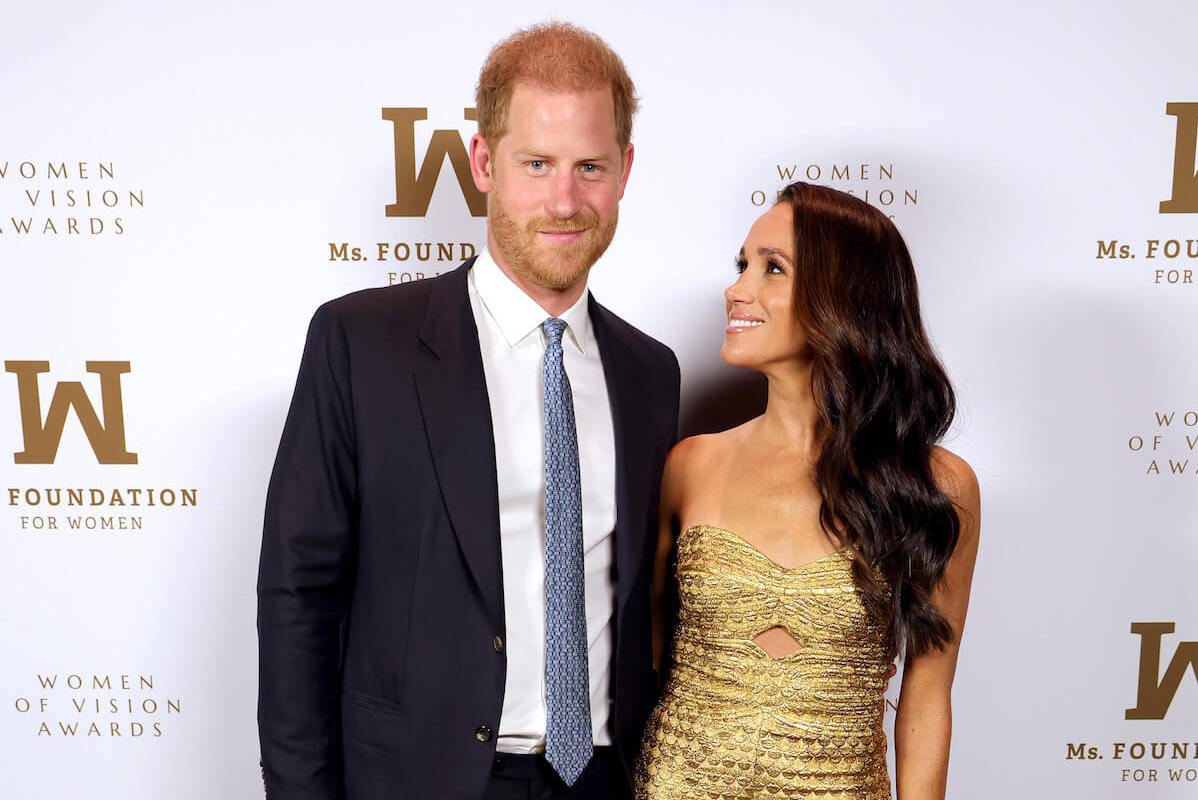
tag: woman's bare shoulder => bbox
[930,447,978,502]
[931,446,981,541]
[669,420,758,471]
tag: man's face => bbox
[470,82,634,293]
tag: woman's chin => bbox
[720,343,760,370]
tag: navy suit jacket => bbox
[258,260,680,799]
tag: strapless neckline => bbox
[682,524,852,574]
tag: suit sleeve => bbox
[258,303,358,800]
[666,349,681,445]
[655,345,682,692]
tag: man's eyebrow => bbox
[758,246,794,265]
[511,150,615,162]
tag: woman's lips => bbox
[726,315,765,334]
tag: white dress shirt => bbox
[467,248,617,753]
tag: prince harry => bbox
[258,23,679,800]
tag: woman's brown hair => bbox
[778,181,960,657]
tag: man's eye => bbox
[529,160,545,169]
[581,164,597,173]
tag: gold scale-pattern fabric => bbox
[636,524,895,800]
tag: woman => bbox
[635,182,980,800]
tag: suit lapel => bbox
[412,260,504,623]
[589,297,653,612]
[411,271,653,624]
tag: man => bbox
[258,22,679,800]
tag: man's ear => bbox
[469,133,494,193]
[617,141,634,200]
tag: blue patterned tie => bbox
[541,317,593,786]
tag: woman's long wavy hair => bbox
[777,182,959,658]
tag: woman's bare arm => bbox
[651,439,691,674]
[894,447,981,800]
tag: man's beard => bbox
[488,192,618,292]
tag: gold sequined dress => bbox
[636,524,895,800]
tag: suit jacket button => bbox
[493,635,504,653]
[475,725,493,742]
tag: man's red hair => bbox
[475,22,638,148]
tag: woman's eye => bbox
[766,260,785,275]
[734,258,748,274]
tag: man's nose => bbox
[548,172,582,219]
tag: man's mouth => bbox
[538,229,587,244]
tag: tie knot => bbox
[542,317,567,348]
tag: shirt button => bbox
[475,725,493,742]
[493,635,504,653]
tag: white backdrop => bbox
[3,2,1197,798]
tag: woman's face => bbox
[721,202,810,371]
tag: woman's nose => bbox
[724,271,751,305]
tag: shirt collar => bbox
[471,247,593,354]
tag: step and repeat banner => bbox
[2,2,1196,798]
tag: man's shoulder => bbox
[589,297,677,371]
[310,263,469,338]
[325,267,460,313]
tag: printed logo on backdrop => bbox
[1095,103,1198,286]
[0,161,145,237]
[1126,623,1198,720]
[383,108,486,217]
[4,361,197,534]
[750,162,919,221]
[11,673,181,740]
[1064,623,1198,788]
[1161,103,1198,214]
[327,107,483,287]
[6,361,136,465]
[1126,409,1198,476]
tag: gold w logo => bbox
[1125,622,1198,720]
[5,361,137,464]
[1161,103,1198,214]
[382,107,486,218]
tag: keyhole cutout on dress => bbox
[752,626,802,659]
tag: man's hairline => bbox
[480,80,631,152]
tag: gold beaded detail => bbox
[635,525,895,800]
